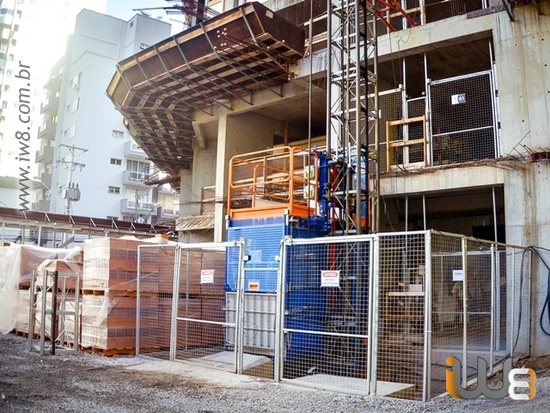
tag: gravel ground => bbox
[1,333,549,412]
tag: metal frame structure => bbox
[28,268,81,355]
[327,0,375,235]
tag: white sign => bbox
[321,270,340,287]
[451,93,466,105]
[200,269,215,284]
[453,269,464,282]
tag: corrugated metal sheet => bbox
[175,214,215,231]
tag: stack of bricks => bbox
[80,238,158,353]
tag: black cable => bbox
[526,246,550,336]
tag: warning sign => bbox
[321,270,340,287]
[200,269,215,284]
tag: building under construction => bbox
[102,0,548,401]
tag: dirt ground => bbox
[1,332,550,413]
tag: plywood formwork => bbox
[106,2,306,178]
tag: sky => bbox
[105,0,174,21]
[105,0,187,33]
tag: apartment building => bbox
[34,9,178,223]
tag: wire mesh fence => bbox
[429,232,530,399]
[137,244,178,359]
[135,231,529,400]
[375,231,428,400]
[429,71,497,165]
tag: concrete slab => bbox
[126,357,266,389]
[289,374,414,397]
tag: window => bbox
[126,159,150,174]
[112,129,124,138]
[110,158,122,165]
[1,101,7,109]
[69,72,81,90]
[3,84,8,92]
[63,124,77,139]
[108,186,120,194]
[126,160,150,181]
[66,98,79,113]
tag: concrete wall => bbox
[213,112,281,241]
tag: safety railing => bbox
[228,146,319,220]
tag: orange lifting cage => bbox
[227,146,319,221]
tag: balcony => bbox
[120,198,158,216]
[44,74,61,91]
[122,170,150,187]
[32,199,51,212]
[38,120,56,140]
[159,207,177,220]
[124,141,147,159]
[40,95,59,113]
[32,173,52,190]
[35,145,54,163]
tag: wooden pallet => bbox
[80,346,136,357]
[82,289,157,298]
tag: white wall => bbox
[49,9,171,218]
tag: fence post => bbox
[169,245,182,361]
[423,230,432,401]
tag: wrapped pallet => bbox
[0,244,82,334]
[80,294,158,352]
[82,237,173,294]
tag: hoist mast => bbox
[327,0,379,234]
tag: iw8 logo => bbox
[446,356,536,400]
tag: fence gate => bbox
[277,235,375,395]
[137,241,246,373]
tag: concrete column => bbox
[505,163,550,357]
[179,169,194,217]
[191,139,217,213]
[214,112,280,241]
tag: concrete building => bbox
[35,9,178,224]
[108,0,550,360]
[0,0,106,209]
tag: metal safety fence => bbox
[277,231,529,400]
[135,231,529,401]
[137,240,276,376]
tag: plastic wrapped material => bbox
[83,238,170,293]
[80,294,157,350]
[0,244,79,334]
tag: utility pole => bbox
[57,144,87,214]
